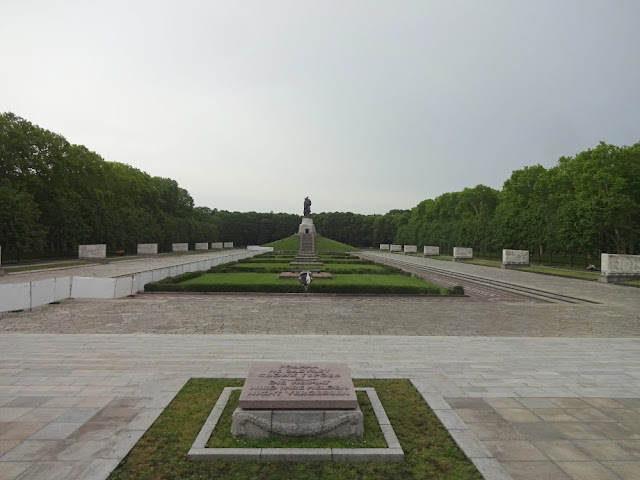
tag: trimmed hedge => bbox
[144,282,305,293]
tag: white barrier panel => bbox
[223,242,234,248]
[115,277,134,297]
[169,266,178,277]
[197,261,206,271]
[0,282,31,312]
[71,277,117,299]
[135,271,153,292]
[403,245,418,254]
[380,244,390,250]
[195,243,208,250]
[30,278,56,309]
[152,268,170,282]
[54,277,72,301]
[211,242,223,249]
[390,244,402,252]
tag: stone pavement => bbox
[0,253,639,479]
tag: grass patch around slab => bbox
[107,378,483,480]
[207,389,385,449]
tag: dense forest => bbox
[1,112,639,261]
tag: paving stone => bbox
[0,439,69,461]
[533,440,592,461]
[16,407,68,423]
[502,460,571,480]
[4,397,52,408]
[494,408,542,424]
[29,423,83,440]
[556,460,620,479]
[0,422,46,440]
[468,421,524,440]
[53,407,101,424]
[483,440,548,461]
[0,440,20,456]
[574,440,637,460]
[601,460,640,479]
[0,409,32,422]
[0,461,31,480]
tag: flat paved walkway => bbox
[0,253,639,479]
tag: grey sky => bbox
[2,1,639,215]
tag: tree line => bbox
[1,112,638,261]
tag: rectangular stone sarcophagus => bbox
[599,253,640,283]
[232,362,363,440]
[424,246,439,256]
[502,249,529,268]
[452,247,473,262]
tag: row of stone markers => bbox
[78,242,235,260]
[379,244,640,283]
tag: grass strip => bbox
[4,261,87,273]
[517,266,598,280]
[107,378,482,480]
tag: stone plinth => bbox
[172,243,188,253]
[452,247,473,262]
[380,244,390,251]
[231,405,363,440]
[239,362,358,410]
[223,242,234,249]
[424,246,439,256]
[502,249,529,268]
[390,244,401,252]
[79,244,106,261]
[403,245,417,254]
[233,362,362,440]
[599,253,640,283]
[297,217,317,236]
[137,243,158,256]
[195,242,208,250]
[211,242,223,249]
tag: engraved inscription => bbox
[247,364,349,398]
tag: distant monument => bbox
[303,196,312,218]
[297,196,317,253]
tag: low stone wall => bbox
[247,246,273,253]
[453,247,473,262]
[423,246,439,256]
[403,245,417,254]
[502,249,529,269]
[390,244,402,252]
[599,253,640,283]
[211,242,223,249]
[224,242,234,249]
[172,243,188,252]
[380,244,390,250]
[0,250,261,313]
[195,243,209,250]
[137,244,158,256]
[78,244,106,260]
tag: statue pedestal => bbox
[297,217,317,253]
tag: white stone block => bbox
[114,277,134,297]
[453,247,473,260]
[195,242,208,250]
[390,244,402,252]
[379,244,390,250]
[0,282,31,312]
[502,249,529,268]
[424,246,439,256]
[137,243,158,256]
[79,244,106,260]
[599,253,640,283]
[30,278,55,309]
[223,242,234,248]
[172,243,188,252]
[71,277,116,299]
[54,277,72,301]
[403,245,418,254]
[211,242,223,249]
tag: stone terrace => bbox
[0,253,639,479]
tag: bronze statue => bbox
[303,196,312,218]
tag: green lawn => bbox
[183,273,301,286]
[517,265,599,281]
[264,235,359,252]
[107,378,483,480]
[4,261,87,273]
[229,262,393,273]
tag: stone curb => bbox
[188,386,404,462]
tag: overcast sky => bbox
[2,1,639,215]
